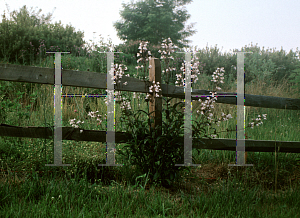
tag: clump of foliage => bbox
[0,5,86,65]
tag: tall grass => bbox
[0,53,300,217]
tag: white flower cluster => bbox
[105,60,131,112]
[159,38,177,83]
[104,89,132,111]
[120,100,132,110]
[69,110,106,133]
[111,63,128,85]
[134,41,162,102]
[195,68,234,133]
[195,67,267,135]
[211,67,225,91]
[248,114,267,128]
[159,38,176,60]
[145,81,162,100]
[136,41,152,70]
[69,118,84,129]
[104,90,113,106]
[176,50,202,87]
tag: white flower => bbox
[226,114,233,119]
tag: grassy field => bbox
[0,56,300,217]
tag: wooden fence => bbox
[0,62,300,153]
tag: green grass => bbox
[1,136,300,217]
[0,55,300,217]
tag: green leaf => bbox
[8,102,14,107]
[153,172,159,180]
[170,174,174,180]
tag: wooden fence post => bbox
[149,58,162,137]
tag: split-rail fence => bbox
[0,62,300,153]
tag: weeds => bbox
[0,38,300,217]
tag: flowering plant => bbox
[69,38,268,188]
[113,38,266,188]
[69,110,107,133]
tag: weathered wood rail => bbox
[1,123,299,153]
[1,63,299,110]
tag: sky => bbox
[1,0,299,55]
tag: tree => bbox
[113,0,196,52]
[0,5,86,65]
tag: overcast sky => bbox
[1,0,299,54]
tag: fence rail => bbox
[1,123,299,153]
[1,63,299,110]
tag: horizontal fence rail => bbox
[0,124,300,153]
[1,63,299,110]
